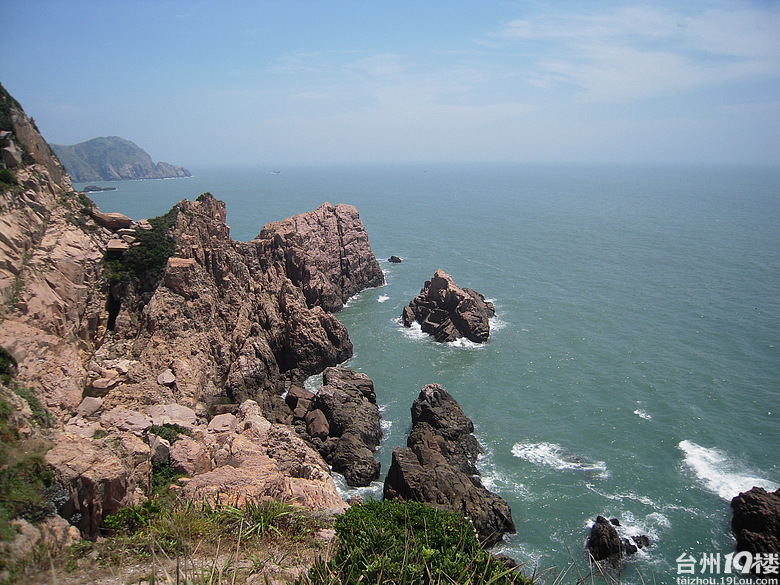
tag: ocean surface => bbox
[78,164,780,582]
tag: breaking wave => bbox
[678,440,779,501]
[512,441,609,478]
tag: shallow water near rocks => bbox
[81,163,780,582]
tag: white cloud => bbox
[496,3,780,102]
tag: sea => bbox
[77,163,780,583]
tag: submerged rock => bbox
[402,269,494,343]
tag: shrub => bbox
[301,499,530,584]
[103,206,178,286]
[0,347,17,384]
[147,422,191,445]
[0,169,17,187]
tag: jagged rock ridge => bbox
[383,383,516,547]
[51,136,191,182]
[402,269,494,343]
[0,84,385,548]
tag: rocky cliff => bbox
[51,136,191,182]
[0,85,385,549]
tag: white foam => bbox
[377,294,390,303]
[476,442,530,497]
[678,440,779,501]
[633,409,652,420]
[489,315,507,333]
[585,510,670,552]
[447,337,486,350]
[398,319,428,341]
[332,472,384,501]
[512,441,609,478]
[303,374,323,393]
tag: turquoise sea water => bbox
[79,164,780,582]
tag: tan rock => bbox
[157,368,176,386]
[169,436,212,475]
[208,412,237,434]
[92,210,133,230]
[146,403,197,428]
[100,407,152,435]
[76,396,104,417]
[45,433,137,538]
[91,376,118,391]
[106,238,129,252]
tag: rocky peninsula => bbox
[51,136,191,182]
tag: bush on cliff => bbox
[301,499,530,584]
[103,206,178,286]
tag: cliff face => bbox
[0,85,384,542]
[97,194,381,416]
[51,136,191,182]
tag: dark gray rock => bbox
[402,269,494,343]
[383,383,515,547]
[731,487,780,559]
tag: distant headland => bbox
[51,136,191,182]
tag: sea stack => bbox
[383,383,515,546]
[401,269,494,343]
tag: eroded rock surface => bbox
[402,269,494,343]
[290,367,382,488]
[383,383,515,547]
[731,487,780,559]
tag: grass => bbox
[299,499,532,585]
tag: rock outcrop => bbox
[256,202,385,312]
[383,383,515,547]
[0,84,384,548]
[402,269,494,343]
[290,367,383,488]
[585,516,651,563]
[51,136,191,182]
[731,487,780,559]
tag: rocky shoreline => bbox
[1,82,777,579]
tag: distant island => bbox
[51,136,191,182]
[82,185,117,192]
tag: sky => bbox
[1,0,779,168]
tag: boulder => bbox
[731,487,780,558]
[586,516,623,561]
[388,255,402,263]
[45,433,138,539]
[92,211,134,230]
[383,384,514,547]
[402,269,494,343]
[169,436,212,475]
[183,423,347,513]
[585,515,651,563]
[303,367,383,487]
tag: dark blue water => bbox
[80,164,780,582]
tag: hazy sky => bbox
[2,1,779,168]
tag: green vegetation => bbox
[0,346,55,549]
[0,348,16,385]
[103,206,179,286]
[0,169,17,190]
[301,499,531,585]
[147,422,192,445]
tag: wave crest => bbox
[678,440,778,501]
[512,441,609,478]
